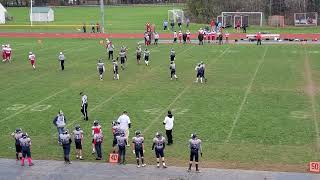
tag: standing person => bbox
[119,50,127,70]
[91,22,95,33]
[96,22,100,33]
[107,42,114,60]
[19,133,34,166]
[112,121,121,152]
[93,132,103,160]
[225,32,229,44]
[28,52,36,70]
[170,48,175,62]
[242,24,247,33]
[58,52,65,71]
[163,19,168,30]
[163,111,174,144]
[218,32,223,45]
[178,31,183,43]
[97,59,105,80]
[170,19,175,31]
[117,111,131,146]
[154,32,159,45]
[146,22,151,32]
[173,31,178,43]
[236,20,241,33]
[3,44,11,62]
[11,128,23,161]
[117,132,127,165]
[198,29,204,45]
[186,30,191,43]
[113,60,119,80]
[183,32,187,44]
[60,129,72,164]
[256,32,262,45]
[73,125,84,160]
[132,131,146,168]
[82,23,86,33]
[144,48,150,66]
[152,132,167,168]
[53,110,66,145]
[80,92,88,121]
[169,61,178,80]
[91,120,102,154]
[177,17,182,30]
[136,45,142,64]
[188,133,202,173]
[210,19,215,31]
[186,17,190,28]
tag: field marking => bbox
[0,89,68,123]
[0,43,96,94]
[290,111,311,119]
[143,46,230,134]
[225,47,269,143]
[303,47,320,153]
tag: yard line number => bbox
[7,104,52,112]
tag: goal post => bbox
[294,12,318,26]
[168,9,185,23]
[221,12,263,27]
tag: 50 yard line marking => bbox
[303,47,320,154]
[143,46,230,134]
[225,47,269,143]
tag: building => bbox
[30,7,54,22]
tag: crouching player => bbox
[132,131,146,168]
[11,128,23,161]
[73,125,84,160]
[2,44,12,62]
[152,132,167,168]
[19,133,34,166]
[188,133,202,173]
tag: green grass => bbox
[2,6,320,34]
[0,38,319,172]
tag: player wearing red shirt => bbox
[28,52,36,69]
[186,30,191,43]
[178,31,183,43]
[5,44,12,62]
[146,22,151,32]
[210,19,215,30]
[256,32,262,45]
[91,120,102,154]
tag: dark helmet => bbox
[156,132,162,138]
[191,133,197,139]
[135,130,141,137]
[22,133,28,138]
[15,128,22,133]
[120,132,125,137]
[63,129,69,134]
[75,125,81,131]
[93,120,99,126]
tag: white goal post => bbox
[168,9,185,23]
[294,12,318,26]
[221,12,263,27]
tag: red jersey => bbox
[256,33,262,40]
[210,20,215,27]
[92,125,102,135]
[28,54,35,61]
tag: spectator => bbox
[186,17,190,28]
[170,19,175,31]
[91,22,95,33]
[163,20,168,30]
[96,22,100,33]
[82,23,86,33]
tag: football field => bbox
[0,38,319,172]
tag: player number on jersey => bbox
[7,104,52,112]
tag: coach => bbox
[163,110,174,145]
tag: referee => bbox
[80,92,88,121]
[58,52,65,71]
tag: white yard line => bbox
[225,47,268,143]
[0,88,68,123]
[143,46,230,134]
[303,48,320,152]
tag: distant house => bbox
[0,3,7,24]
[30,7,54,22]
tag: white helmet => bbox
[29,52,32,55]
[7,44,10,48]
[59,52,63,55]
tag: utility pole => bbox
[100,0,105,33]
[269,0,272,16]
[30,0,33,26]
